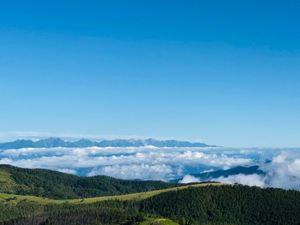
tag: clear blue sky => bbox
[0,0,300,147]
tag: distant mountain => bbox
[0,137,215,150]
[173,165,265,182]
[192,165,265,179]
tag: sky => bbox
[0,0,300,147]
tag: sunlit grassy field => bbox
[0,182,222,205]
[139,217,179,225]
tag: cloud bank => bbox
[0,146,300,190]
[179,150,300,190]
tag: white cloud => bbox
[179,175,201,184]
[0,158,13,164]
[262,152,300,190]
[1,147,252,171]
[215,174,266,187]
[1,145,300,190]
[179,173,265,187]
[288,159,300,176]
[57,168,77,175]
[88,164,173,180]
[0,146,253,181]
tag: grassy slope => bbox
[1,183,300,225]
[0,164,177,199]
[139,217,179,225]
[0,183,222,205]
[0,170,17,193]
[0,183,220,224]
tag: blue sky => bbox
[0,0,300,147]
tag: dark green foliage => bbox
[2,185,300,225]
[0,200,43,223]
[0,165,176,199]
[42,202,143,225]
[0,201,144,225]
[1,165,300,225]
[140,185,300,225]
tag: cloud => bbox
[208,151,300,190]
[0,158,13,164]
[0,146,252,168]
[179,174,265,187]
[262,151,300,190]
[215,174,266,187]
[0,146,253,180]
[88,164,173,180]
[1,145,300,190]
[57,168,77,175]
[178,150,300,190]
[179,175,201,184]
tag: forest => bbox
[0,164,176,199]
[0,165,300,225]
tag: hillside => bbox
[0,165,300,225]
[140,185,300,225]
[0,183,220,205]
[0,184,299,225]
[0,164,177,199]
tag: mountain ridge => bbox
[171,165,265,183]
[191,165,265,179]
[0,137,216,150]
[0,181,299,225]
[0,164,177,199]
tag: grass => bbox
[0,183,223,205]
[139,217,179,225]
[0,170,17,193]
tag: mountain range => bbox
[0,137,215,150]
[171,165,265,183]
[191,165,265,179]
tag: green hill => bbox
[0,164,177,199]
[0,165,300,225]
[0,182,220,205]
[0,184,300,225]
[0,183,217,224]
[140,185,300,225]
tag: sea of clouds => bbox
[0,146,300,190]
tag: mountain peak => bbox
[0,138,214,150]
